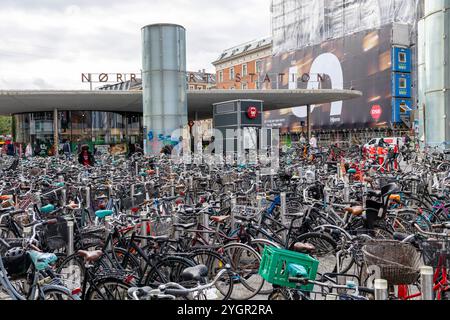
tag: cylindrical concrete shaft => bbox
[142,24,187,155]
[419,0,450,149]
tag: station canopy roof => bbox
[0,89,361,120]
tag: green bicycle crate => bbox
[258,246,319,291]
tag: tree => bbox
[0,117,12,136]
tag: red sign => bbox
[370,105,383,121]
[247,106,258,120]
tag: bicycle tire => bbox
[291,232,338,277]
[41,285,81,300]
[86,277,133,300]
[144,256,197,288]
[188,248,234,301]
[221,242,265,300]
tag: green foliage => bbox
[0,116,12,136]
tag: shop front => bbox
[13,111,143,155]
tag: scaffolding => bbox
[271,0,421,54]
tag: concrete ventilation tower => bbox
[419,0,450,149]
[141,24,187,155]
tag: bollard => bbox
[280,193,287,244]
[105,216,113,251]
[324,187,330,205]
[374,279,388,300]
[421,266,434,301]
[140,212,148,248]
[230,197,237,231]
[344,181,350,203]
[61,189,67,207]
[256,170,260,191]
[85,187,91,211]
[428,174,433,195]
[170,180,176,197]
[66,216,75,256]
[202,212,210,243]
[257,194,264,212]
[131,184,136,208]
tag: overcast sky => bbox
[0,0,271,90]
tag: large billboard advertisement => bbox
[262,25,394,131]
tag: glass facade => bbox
[14,111,143,150]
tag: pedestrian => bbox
[299,134,307,145]
[62,139,72,159]
[134,143,143,154]
[76,139,82,154]
[78,145,95,167]
[378,138,388,148]
[174,136,183,157]
[310,134,318,150]
[34,141,42,157]
[6,139,15,157]
[25,142,33,158]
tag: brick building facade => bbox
[213,38,272,90]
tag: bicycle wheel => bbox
[188,249,233,300]
[221,243,265,300]
[86,278,132,300]
[144,256,196,288]
[292,233,338,277]
[56,254,85,291]
[247,239,281,295]
[41,285,81,300]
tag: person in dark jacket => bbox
[78,145,95,166]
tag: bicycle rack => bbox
[280,192,287,244]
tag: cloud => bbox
[0,0,271,90]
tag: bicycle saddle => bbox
[147,236,170,243]
[381,183,400,197]
[181,265,208,282]
[128,287,153,300]
[173,223,196,230]
[292,243,316,254]
[210,216,230,224]
[77,250,103,263]
[95,210,114,219]
[344,206,365,217]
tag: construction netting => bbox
[271,0,421,54]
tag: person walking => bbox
[62,139,72,159]
[25,142,33,158]
[78,145,95,167]
[6,139,15,157]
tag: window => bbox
[242,63,248,77]
[399,78,407,89]
[399,52,407,63]
[189,85,195,90]
[218,71,223,83]
[242,83,248,90]
[230,67,235,80]
[256,60,263,74]
[197,86,203,90]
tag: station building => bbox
[214,0,423,145]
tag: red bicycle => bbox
[397,223,450,300]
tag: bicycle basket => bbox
[362,241,420,285]
[420,239,450,268]
[259,246,319,292]
[2,250,32,278]
[42,217,69,251]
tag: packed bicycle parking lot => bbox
[0,138,449,301]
